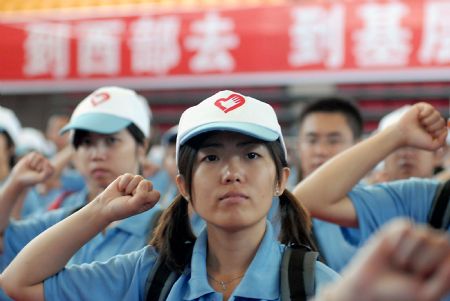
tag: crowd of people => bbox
[0,87,447,301]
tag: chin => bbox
[95,178,114,189]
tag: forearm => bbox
[0,178,28,232]
[1,200,110,289]
[49,146,74,179]
[293,127,403,216]
[9,189,27,220]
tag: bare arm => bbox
[293,103,448,227]
[313,219,450,301]
[8,148,75,221]
[0,152,54,235]
[0,174,160,300]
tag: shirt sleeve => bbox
[347,178,440,245]
[44,246,157,301]
[1,208,71,270]
[314,261,340,293]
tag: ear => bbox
[276,167,291,195]
[176,174,189,200]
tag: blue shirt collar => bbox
[184,222,281,300]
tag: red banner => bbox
[1,0,450,93]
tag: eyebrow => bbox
[199,140,260,150]
[304,132,344,138]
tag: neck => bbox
[206,220,266,276]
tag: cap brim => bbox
[60,113,132,135]
[179,122,279,145]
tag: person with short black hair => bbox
[295,96,363,272]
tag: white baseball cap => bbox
[176,90,287,163]
[0,105,22,146]
[378,105,411,131]
[16,127,53,157]
[61,86,150,138]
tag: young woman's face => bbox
[179,132,288,232]
[74,130,143,189]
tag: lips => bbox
[90,168,110,177]
[219,191,249,202]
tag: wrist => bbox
[84,199,112,230]
[4,176,28,196]
[377,125,407,150]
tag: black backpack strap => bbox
[280,246,319,301]
[145,256,181,301]
[428,179,450,230]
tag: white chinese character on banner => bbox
[353,3,411,66]
[23,23,70,77]
[77,21,124,75]
[185,12,239,72]
[128,17,181,74]
[419,2,450,64]
[289,5,345,68]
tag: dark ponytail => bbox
[149,195,196,272]
[278,190,316,250]
[264,140,316,250]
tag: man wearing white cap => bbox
[369,105,441,183]
[0,87,164,275]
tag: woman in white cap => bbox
[0,90,338,300]
[0,86,163,271]
[2,91,449,301]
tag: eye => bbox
[246,152,260,159]
[105,136,118,145]
[79,136,92,146]
[305,137,317,145]
[204,154,218,162]
[328,137,343,145]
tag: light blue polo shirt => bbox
[21,168,86,218]
[312,219,358,273]
[68,204,162,266]
[44,223,339,300]
[2,188,162,270]
[347,178,444,246]
[347,178,450,301]
[20,187,65,218]
[2,206,75,271]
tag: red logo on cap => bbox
[214,94,245,113]
[90,92,110,106]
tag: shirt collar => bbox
[184,222,281,300]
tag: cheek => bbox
[73,152,89,175]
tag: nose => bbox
[312,140,330,157]
[397,147,416,159]
[88,140,108,160]
[221,157,243,184]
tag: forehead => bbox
[81,129,129,138]
[200,131,261,146]
[299,112,352,135]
